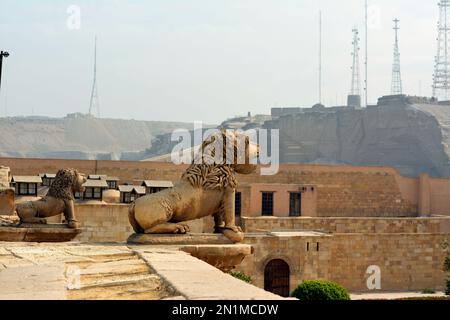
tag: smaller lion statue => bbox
[16,168,87,228]
[129,129,259,243]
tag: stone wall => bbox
[241,216,450,234]
[0,166,14,215]
[1,158,428,217]
[238,233,450,292]
[71,203,212,242]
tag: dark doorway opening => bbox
[264,259,290,297]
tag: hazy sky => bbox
[0,0,440,123]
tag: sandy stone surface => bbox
[0,242,283,300]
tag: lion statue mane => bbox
[129,129,259,243]
[16,168,86,228]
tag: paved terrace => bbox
[0,242,283,300]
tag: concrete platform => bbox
[0,224,81,242]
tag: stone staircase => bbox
[65,250,174,300]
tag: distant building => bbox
[75,179,108,201]
[118,185,146,203]
[40,173,56,187]
[11,176,42,197]
[141,180,174,194]
[87,174,120,190]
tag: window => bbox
[107,181,117,189]
[19,183,28,195]
[93,188,102,199]
[85,188,93,199]
[123,193,131,203]
[289,192,302,217]
[74,192,82,199]
[235,192,242,216]
[262,192,274,216]
[28,183,36,195]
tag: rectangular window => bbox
[107,181,116,189]
[74,192,82,199]
[261,192,274,216]
[235,192,242,216]
[84,188,93,199]
[28,183,36,195]
[289,192,302,217]
[93,188,102,199]
[19,183,28,195]
[123,193,131,203]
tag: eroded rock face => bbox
[265,97,450,177]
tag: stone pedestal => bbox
[0,188,15,215]
[0,223,81,242]
[127,233,253,272]
[127,233,235,245]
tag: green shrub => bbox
[291,280,350,301]
[421,288,436,294]
[230,271,252,283]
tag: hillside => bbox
[0,113,198,160]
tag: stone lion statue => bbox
[129,130,259,242]
[16,168,87,228]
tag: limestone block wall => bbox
[71,203,211,242]
[238,233,450,292]
[241,216,450,234]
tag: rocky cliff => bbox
[264,96,450,177]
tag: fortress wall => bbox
[241,216,450,234]
[429,177,450,216]
[2,157,450,217]
[238,233,449,292]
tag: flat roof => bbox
[268,231,330,237]
[141,180,174,188]
[11,176,42,184]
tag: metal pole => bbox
[0,52,3,92]
[365,0,368,107]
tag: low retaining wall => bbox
[241,216,450,234]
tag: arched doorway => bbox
[264,259,290,297]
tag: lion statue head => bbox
[47,168,87,200]
[182,129,259,190]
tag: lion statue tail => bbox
[128,202,144,234]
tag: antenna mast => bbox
[433,0,450,101]
[89,36,100,117]
[364,0,369,107]
[347,28,362,107]
[391,18,403,95]
[318,10,323,104]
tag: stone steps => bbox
[66,251,173,300]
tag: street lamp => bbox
[0,51,10,92]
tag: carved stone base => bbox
[179,244,253,272]
[0,223,81,242]
[127,233,235,245]
[127,233,253,272]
